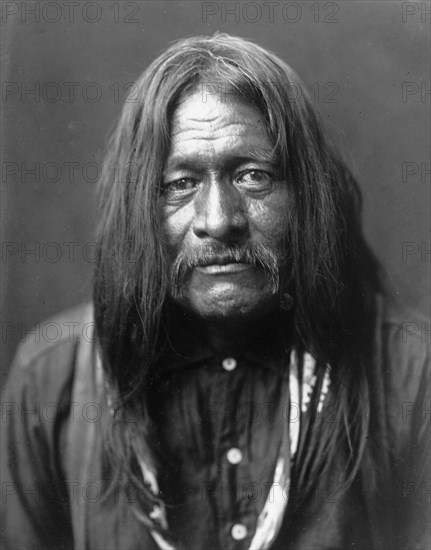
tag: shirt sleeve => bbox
[383,318,431,549]
[1,340,76,550]
[400,338,430,549]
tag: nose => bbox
[192,180,247,241]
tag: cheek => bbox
[161,203,195,251]
[247,187,290,240]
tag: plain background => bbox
[1,0,430,379]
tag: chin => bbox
[182,286,279,321]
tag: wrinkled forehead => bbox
[165,90,276,169]
[170,88,267,132]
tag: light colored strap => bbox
[97,347,331,550]
[248,348,300,549]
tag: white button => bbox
[227,448,243,465]
[231,523,248,541]
[222,357,237,371]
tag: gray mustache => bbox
[170,242,280,298]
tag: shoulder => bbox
[378,297,429,391]
[373,300,430,548]
[380,297,429,346]
[13,302,94,369]
[3,303,95,405]
[375,296,429,447]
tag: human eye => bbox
[162,177,198,199]
[235,169,274,191]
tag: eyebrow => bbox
[164,148,279,174]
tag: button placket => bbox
[219,356,251,548]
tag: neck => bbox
[166,302,291,355]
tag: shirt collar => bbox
[151,310,295,379]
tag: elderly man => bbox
[1,34,429,550]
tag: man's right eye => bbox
[163,177,198,195]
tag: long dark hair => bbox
[94,33,383,529]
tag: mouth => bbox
[170,246,280,299]
[195,262,253,275]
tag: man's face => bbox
[160,90,290,321]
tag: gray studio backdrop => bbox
[1,0,430,378]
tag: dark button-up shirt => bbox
[1,299,430,549]
[147,328,294,550]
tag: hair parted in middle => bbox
[94,33,382,534]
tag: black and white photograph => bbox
[1,1,430,548]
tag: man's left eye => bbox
[236,170,273,189]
